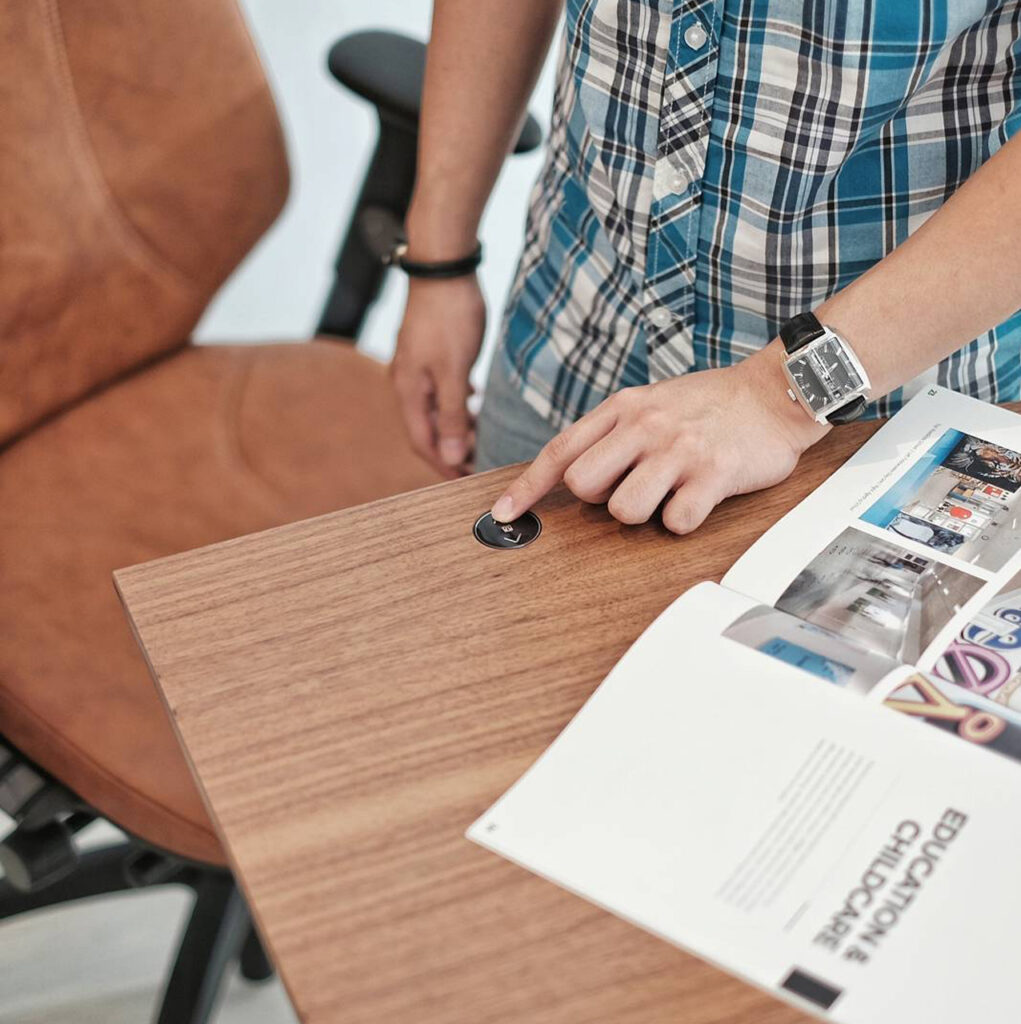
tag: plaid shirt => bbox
[500,0,1021,428]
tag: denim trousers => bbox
[474,351,559,471]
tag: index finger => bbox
[490,406,616,522]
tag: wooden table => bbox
[115,418,884,1024]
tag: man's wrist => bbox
[738,339,831,455]
[814,293,892,398]
[405,197,481,263]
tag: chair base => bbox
[240,920,275,982]
[0,836,275,1024]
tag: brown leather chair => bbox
[0,2,538,1021]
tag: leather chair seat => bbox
[0,341,438,865]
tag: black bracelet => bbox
[386,241,483,279]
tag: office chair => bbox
[0,4,541,1022]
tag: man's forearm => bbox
[406,0,563,260]
[816,131,1021,399]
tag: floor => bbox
[0,822,297,1024]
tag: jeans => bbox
[475,351,559,471]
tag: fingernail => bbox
[439,437,466,466]
[491,496,514,523]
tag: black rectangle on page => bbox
[781,967,843,1010]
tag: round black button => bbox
[473,511,542,550]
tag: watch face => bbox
[787,354,830,412]
[788,336,865,412]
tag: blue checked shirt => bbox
[500,0,1021,428]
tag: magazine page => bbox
[725,604,1021,768]
[723,386,1021,668]
[468,581,1021,1024]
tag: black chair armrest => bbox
[317,29,545,339]
[327,30,543,153]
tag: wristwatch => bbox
[779,312,871,424]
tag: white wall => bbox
[196,0,557,387]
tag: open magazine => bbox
[468,386,1021,1024]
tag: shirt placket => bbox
[643,0,721,382]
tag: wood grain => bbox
[114,417,899,1024]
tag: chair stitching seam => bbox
[220,347,293,512]
[40,0,199,295]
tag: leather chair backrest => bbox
[0,0,289,445]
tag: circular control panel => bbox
[473,511,542,550]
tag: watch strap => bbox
[826,395,867,425]
[779,311,825,354]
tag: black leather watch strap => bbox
[826,395,868,424]
[779,311,825,354]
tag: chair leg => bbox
[239,922,274,982]
[155,871,248,1024]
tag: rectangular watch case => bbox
[781,327,871,424]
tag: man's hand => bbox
[489,342,829,533]
[391,275,486,478]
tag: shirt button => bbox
[669,169,689,193]
[684,22,708,50]
[649,307,674,329]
